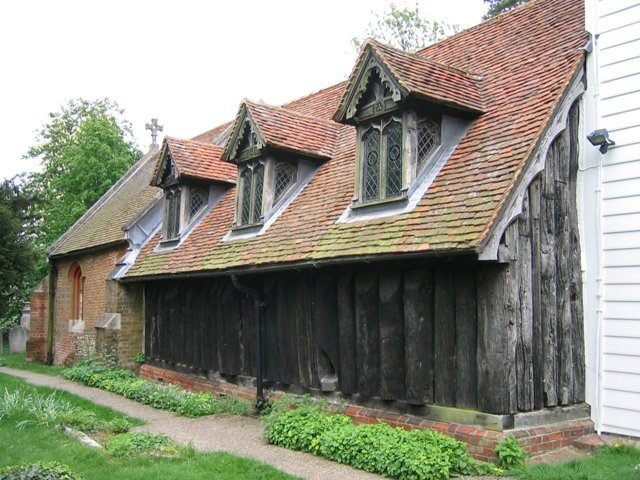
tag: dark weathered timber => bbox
[239,289,255,377]
[221,281,242,376]
[262,277,279,382]
[403,269,434,405]
[276,276,296,385]
[314,275,340,381]
[541,140,559,407]
[529,176,545,410]
[205,281,219,371]
[554,130,574,406]
[293,276,318,388]
[434,267,456,406]
[337,273,357,394]
[355,271,380,397]
[568,101,586,402]
[517,190,535,411]
[454,266,477,409]
[503,223,519,415]
[477,227,518,415]
[379,271,405,400]
[145,285,156,359]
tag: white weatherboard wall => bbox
[584,0,640,437]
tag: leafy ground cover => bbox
[262,397,497,480]
[514,444,640,480]
[0,351,66,376]
[63,360,251,417]
[0,373,298,480]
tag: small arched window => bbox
[69,262,84,321]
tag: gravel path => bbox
[0,367,381,480]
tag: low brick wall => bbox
[140,364,594,462]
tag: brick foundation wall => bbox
[109,282,144,367]
[140,364,594,462]
[26,278,48,363]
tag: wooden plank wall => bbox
[145,265,480,410]
[477,101,585,414]
[144,103,584,416]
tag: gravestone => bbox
[8,305,31,354]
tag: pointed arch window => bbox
[359,116,404,203]
[237,161,265,226]
[69,262,84,321]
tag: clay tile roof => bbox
[369,39,485,113]
[125,0,587,280]
[162,136,236,184]
[48,152,162,257]
[226,99,341,160]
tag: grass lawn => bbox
[0,351,66,375]
[0,373,298,480]
[515,445,640,480]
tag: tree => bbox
[0,176,39,334]
[352,3,459,53]
[25,98,141,253]
[483,0,529,19]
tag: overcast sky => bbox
[0,0,487,181]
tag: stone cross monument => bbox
[145,118,163,152]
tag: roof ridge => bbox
[245,98,340,127]
[48,151,158,256]
[280,81,347,110]
[369,38,484,80]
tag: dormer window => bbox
[333,40,483,214]
[151,137,235,247]
[222,99,338,236]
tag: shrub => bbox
[0,461,83,480]
[105,432,189,458]
[263,402,486,480]
[494,436,526,470]
[63,361,251,417]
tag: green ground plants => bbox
[0,352,66,376]
[262,397,496,480]
[63,360,251,417]
[0,373,298,480]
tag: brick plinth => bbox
[140,364,594,462]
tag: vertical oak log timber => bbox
[221,281,242,376]
[262,277,279,382]
[314,274,340,387]
[403,269,434,405]
[477,226,518,415]
[239,287,256,377]
[454,266,477,409]
[434,267,456,406]
[277,276,296,384]
[553,130,574,406]
[337,273,357,394]
[568,102,585,402]
[529,176,545,410]
[293,276,318,388]
[379,271,405,400]
[206,281,219,372]
[517,190,535,411]
[541,141,559,407]
[355,271,380,397]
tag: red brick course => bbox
[140,364,594,462]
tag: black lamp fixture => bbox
[587,129,615,154]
